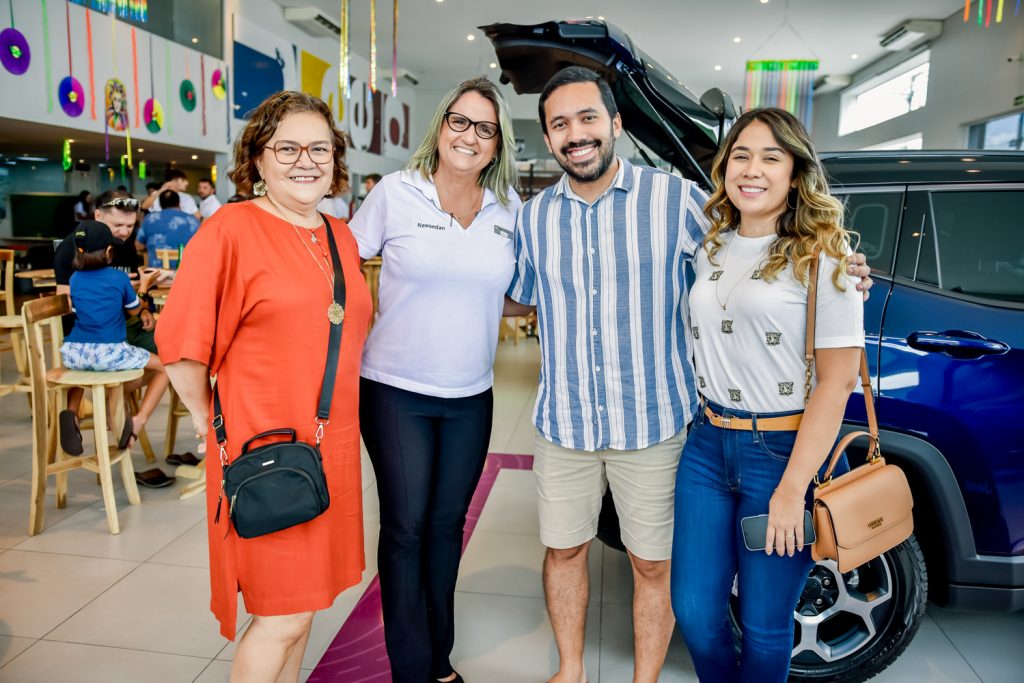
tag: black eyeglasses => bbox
[266,140,334,165]
[99,197,139,210]
[444,112,499,139]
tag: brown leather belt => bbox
[703,406,803,431]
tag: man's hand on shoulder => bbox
[847,252,873,301]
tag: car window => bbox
[838,192,901,275]
[926,190,1024,303]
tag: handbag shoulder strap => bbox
[805,246,879,479]
[213,212,347,450]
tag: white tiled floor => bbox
[0,340,1022,681]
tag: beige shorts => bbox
[533,431,686,561]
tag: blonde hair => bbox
[703,108,855,290]
[406,77,518,207]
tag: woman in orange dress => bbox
[156,91,370,683]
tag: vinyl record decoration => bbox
[180,55,195,111]
[58,0,84,117]
[142,32,161,132]
[1,0,30,75]
[211,67,226,100]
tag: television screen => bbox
[10,193,78,239]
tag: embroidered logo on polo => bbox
[493,225,512,239]
[728,388,742,402]
[691,325,700,340]
[766,331,782,346]
[778,382,794,396]
[416,222,447,231]
[721,320,733,334]
[709,270,723,281]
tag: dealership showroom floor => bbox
[0,343,1021,682]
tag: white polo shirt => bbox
[151,191,199,215]
[349,169,521,398]
[199,194,221,219]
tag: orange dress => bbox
[156,202,371,639]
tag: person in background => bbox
[60,221,170,452]
[156,90,371,683]
[672,108,862,683]
[349,77,520,683]
[316,191,350,220]
[136,190,201,268]
[196,177,222,220]
[363,173,382,194]
[140,169,200,218]
[73,191,92,221]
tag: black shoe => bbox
[59,410,84,455]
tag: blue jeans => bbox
[670,401,847,683]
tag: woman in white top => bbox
[670,108,864,683]
[348,77,520,683]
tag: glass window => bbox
[839,52,930,136]
[926,190,1024,302]
[839,193,902,275]
[72,0,223,59]
[967,112,1024,151]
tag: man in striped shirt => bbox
[504,67,870,683]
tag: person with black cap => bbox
[60,221,170,458]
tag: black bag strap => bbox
[212,212,347,453]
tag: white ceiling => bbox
[273,0,964,102]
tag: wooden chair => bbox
[154,248,179,270]
[0,249,30,397]
[23,295,144,535]
[163,386,192,457]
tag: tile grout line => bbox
[929,614,986,683]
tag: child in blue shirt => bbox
[61,221,170,450]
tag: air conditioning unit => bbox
[284,7,341,37]
[879,20,941,51]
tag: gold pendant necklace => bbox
[440,187,483,228]
[713,235,769,312]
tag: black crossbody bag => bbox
[212,213,346,539]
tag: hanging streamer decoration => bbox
[963,0,1020,24]
[85,7,95,118]
[142,33,162,133]
[42,0,54,111]
[369,0,377,93]
[200,54,207,135]
[391,0,398,96]
[164,38,171,134]
[58,0,86,117]
[62,139,72,171]
[131,27,140,127]
[1,0,32,75]
[744,60,819,130]
[339,0,349,100]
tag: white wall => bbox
[813,9,1024,150]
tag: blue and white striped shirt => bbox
[507,158,711,451]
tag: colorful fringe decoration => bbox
[339,0,349,99]
[131,26,139,127]
[70,0,147,22]
[200,53,206,135]
[744,60,818,130]
[369,0,376,94]
[964,0,1020,23]
[391,0,397,97]
[85,6,95,118]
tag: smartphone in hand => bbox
[740,511,815,551]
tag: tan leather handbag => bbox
[805,248,914,573]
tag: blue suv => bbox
[485,18,1024,682]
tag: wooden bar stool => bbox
[163,386,192,457]
[0,249,31,397]
[154,248,179,270]
[23,295,144,535]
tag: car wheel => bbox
[730,536,928,682]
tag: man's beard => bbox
[556,136,616,183]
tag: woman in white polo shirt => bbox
[348,77,520,683]
[671,108,864,683]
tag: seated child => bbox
[60,221,170,450]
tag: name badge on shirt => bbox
[493,225,512,240]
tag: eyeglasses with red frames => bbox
[443,112,499,139]
[265,140,335,165]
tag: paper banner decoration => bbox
[211,67,226,99]
[0,27,29,74]
[744,60,818,130]
[180,79,196,110]
[105,77,128,130]
[339,0,349,99]
[143,97,163,132]
[368,0,377,93]
[391,0,397,96]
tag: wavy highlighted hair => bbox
[406,77,518,207]
[704,107,855,290]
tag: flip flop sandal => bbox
[134,468,176,489]
[59,409,84,455]
[166,452,202,467]
[117,414,137,450]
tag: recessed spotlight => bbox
[760,0,770,4]
[966,169,981,173]
[714,65,723,71]
[67,139,75,143]
[733,37,742,44]
[191,37,199,44]
[466,34,475,41]
[898,160,911,164]
[435,0,443,3]
[851,53,859,59]
[961,157,976,162]
[137,147,144,153]
[489,62,497,69]
[78,159,84,163]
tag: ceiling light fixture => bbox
[191,154,199,160]
[489,62,497,69]
[851,53,859,59]
[733,37,742,43]
[137,147,144,153]
[961,157,976,162]
[466,34,475,41]
[191,37,199,44]
[760,0,770,4]
[714,65,722,71]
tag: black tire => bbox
[730,536,928,682]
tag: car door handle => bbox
[907,332,1009,355]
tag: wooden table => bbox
[15,268,56,289]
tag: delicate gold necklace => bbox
[439,187,483,228]
[267,196,345,325]
[713,234,770,311]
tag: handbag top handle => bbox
[212,212,348,460]
[805,245,879,482]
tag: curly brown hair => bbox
[228,91,350,196]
